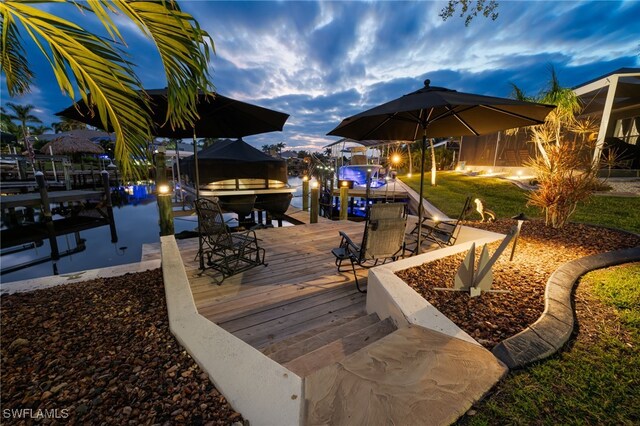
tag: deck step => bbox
[260,311,368,357]
[283,317,397,377]
[268,313,382,364]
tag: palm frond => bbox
[93,0,215,130]
[0,6,34,95]
[2,1,152,177]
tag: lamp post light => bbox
[509,212,529,261]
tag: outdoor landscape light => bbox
[391,154,401,164]
[341,180,348,187]
[517,170,523,177]
[158,184,170,195]
[407,173,412,178]
[303,175,308,182]
[510,212,529,261]
[488,168,493,174]
[311,181,318,189]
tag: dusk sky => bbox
[2,0,639,152]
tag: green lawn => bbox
[460,263,640,425]
[403,171,640,233]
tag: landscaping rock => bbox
[0,269,244,424]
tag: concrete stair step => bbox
[268,313,381,364]
[283,317,397,377]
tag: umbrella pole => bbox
[192,130,200,200]
[416,132,427,254]
[193,129,204,270]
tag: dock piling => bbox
[101,171,118,242]
[339,185,349,221]
[310,182,319,224]
[36,171,60,260]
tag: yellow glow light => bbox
[391,154,401,164]
[341,181,348,187]
[303,175,308,181]
[407,173,412,178]
[311,181,319,189]
[517,170,523,176]
[158,184,170,194]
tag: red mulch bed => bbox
[0,269,244,425]
[396,220,640,349]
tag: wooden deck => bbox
[144,209,393,369]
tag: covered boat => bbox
[179,139,294,217]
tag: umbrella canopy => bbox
[56,89,289,139]
[328,79,556,251]
[39,135,104,155]
[328,80,555,140]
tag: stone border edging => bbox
[492,245,640,369]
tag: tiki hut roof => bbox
[39,135,105,155]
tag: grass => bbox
[403,171,640,233]
[460,263,640,426]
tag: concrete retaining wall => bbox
[367,230,505,345]
[160,236,303,426]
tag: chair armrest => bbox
[338,231,360,252]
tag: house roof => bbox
[574,68,640,116]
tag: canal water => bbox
[0,178,306,284]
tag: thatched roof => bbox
[40,135,105,155]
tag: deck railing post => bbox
[302,176,309,211]
[310,182,319,224]
[36,171,60,260]
[155,148,175,236]
[339,184,349,220]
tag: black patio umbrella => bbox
[57,89,289,197]
[328,79,555,251]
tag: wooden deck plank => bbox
[247,302,368,350]
[217,285,361,331]
[269,313,381,364]
[222,290,366,335]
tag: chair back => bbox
[361,203,407,261]
[195,197,233,247]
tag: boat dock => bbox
[145,207,507,425]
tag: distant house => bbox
[459,68,640,170]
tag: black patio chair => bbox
[332,203,407,293]
[409,195,472,251]
[195,197,266,283]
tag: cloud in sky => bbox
[2,0,639,152]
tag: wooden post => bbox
[101,171,118,242]
[36,171,59,260]
[339,184,349,221]
[302,177,309,211]
[90,163,96,190]
[63,161,71,190]
[365,169,372,217]
[155,149,174,236]
[310,182,319,224]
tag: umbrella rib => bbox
[480,105,547,124]
[445,106,480,136]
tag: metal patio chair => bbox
[332,202,407,293]
[409,195,472,251]
[195,197,266,283]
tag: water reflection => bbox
[1,179,306,284]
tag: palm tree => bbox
[51,116,87,133]
[4,102,42,142]
[1,1,214,178]
[510,67,581,166]
[0,106,20,136]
